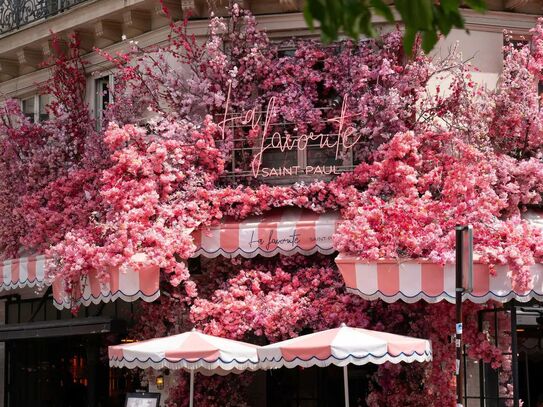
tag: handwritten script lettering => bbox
[249,229,301,250]
[219,84,361,177]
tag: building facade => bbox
[1,1,543,406]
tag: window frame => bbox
[20,94,50,123]
[92,73,114,130]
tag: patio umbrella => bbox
[109,329,260,407]
[258,324,432,407]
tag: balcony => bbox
[0,0,91,35]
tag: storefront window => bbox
[306,143,348,167]
[21,96,35,122]
[464,308,515,407]
[223,111,356,184]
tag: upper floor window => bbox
[503,33,543,101]
[21,94,50,123]
[94,74,113,130]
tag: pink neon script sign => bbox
[219,85,362,177]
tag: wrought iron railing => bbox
[0,0,89,35]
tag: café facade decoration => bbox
[2,3,543,405]
[219,89,360,179]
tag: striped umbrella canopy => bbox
[109,330,260,407]
[258,324,432,407]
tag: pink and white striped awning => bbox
[192,208,339,258]
[336,209,543,304]
[336,255,543,304]
[52,265,160,310]
[0,255,47,292]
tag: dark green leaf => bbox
[434,6,452,35]
[305,0,326,27]
[370,0,394,21]
[464,0,487,12]
[441,0,460,14]
[303,5,315,30]
[395,0,433,30]
[358,8,376,37]
[302,0,485,54]
[421,30,438,53]
[447,9,465,29]
[403,27,417,57]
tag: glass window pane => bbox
[7,303,19,324]
[45,300,59,321]
[95,76,112,129]
[101,302,115,318]
[22,97,35,123]
[484,363,499,402]
[39,95,50,122]
[100,80,111,111]
[260,148,297,169]
[18,302,32,323]
[115,301,134,320]
[306,144,344,167]
[60,308,73,320]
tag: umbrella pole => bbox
[343,365,350,407]
[189,370,195,407]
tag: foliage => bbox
[0,34,102,257]
[303,0,488,54]
[1,3,542,406]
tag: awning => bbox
[192,208,339,258]
[336,209,543,304]
[0,255,47,292]
[0,253,160,309]
[336,257,543,304]
[52,265,160,310]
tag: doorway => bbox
[7,335,95,407]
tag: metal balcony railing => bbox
[0,0,89,35]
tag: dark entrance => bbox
[3,294,141,407]
[519,354,543,407]
[517,305,543,407]
[266,364,375,406]
[7,335,96,407]
[464,304,543,407]
[5,332,139,407]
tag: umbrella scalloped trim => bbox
[109,356,261,372]
[258,351,433,370]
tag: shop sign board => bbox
[125,392,161,407]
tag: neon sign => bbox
[219,85,361,178]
